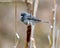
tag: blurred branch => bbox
[50,0,57,48]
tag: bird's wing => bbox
[27,16,42,21]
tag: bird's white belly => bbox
[24,19,36,25]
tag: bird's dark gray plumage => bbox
[20,12,49,25]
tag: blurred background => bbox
[0,0,60,48]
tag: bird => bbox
[20,12,49,25]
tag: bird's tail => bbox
[34,19,49,24]
[34,19,42,22]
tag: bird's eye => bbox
[21,14,23,16]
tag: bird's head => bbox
[20,12,27,20]
[20,12,28,21]
[21,12,30,17]
[21,12,26,17]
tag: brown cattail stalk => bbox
[25,0,34,48]
[25,0,39,48]
[25,25,31,48]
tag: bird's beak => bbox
[20,16,23,19]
